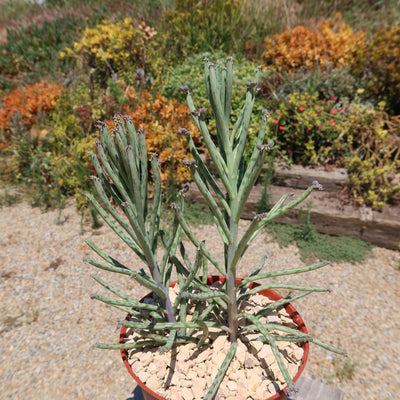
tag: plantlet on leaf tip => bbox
[85,57,345,398]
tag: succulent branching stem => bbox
[86,58,344,398]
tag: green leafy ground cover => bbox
[266,217,373,264]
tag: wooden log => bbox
[272,163,349,192]
[187,181,400,250]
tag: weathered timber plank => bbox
[266,186,400,250]
[187,181,400,250]
[207,158,349,193]
[272,164,349,192]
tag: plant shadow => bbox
[126,385,144,400]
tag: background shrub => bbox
[108,89,204,189]
[62,18,158,85]
[262,14,367,72]
[335,101,400,209]
[0,16,83,91]
[259,66,360,105]
[0,80,63,147]
[266,92,344,165]
[161,52,266,111]
[159,0,244,62]
[161,52,268,161]
[362,25,400,114]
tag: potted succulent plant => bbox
[85,57,345,400]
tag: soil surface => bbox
[0,201,399,399]
[124,289,306,400]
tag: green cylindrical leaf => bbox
[241,313,295,391]
[239,261,331,287]
[238,284,330,302]
[172,203,225,276]
[204,342,237,400]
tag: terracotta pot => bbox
[120,275,309,400]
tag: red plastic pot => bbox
[120,275,309,400]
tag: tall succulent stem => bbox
[187,59,264,343]
[87,58,344,397]
[226,217,239,342]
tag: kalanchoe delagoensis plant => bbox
[85,58,345,398]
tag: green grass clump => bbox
[266,205,373,264]
[182,200,215,227]
[162,198,215,229]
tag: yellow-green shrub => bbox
[51,133,97,209]
[363,25,400,114]
[61,18,157,76]
[336,102,400,209]
[159,0,244,62]
[262,14,367,72]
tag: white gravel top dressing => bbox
[0,201,399,399]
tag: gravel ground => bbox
[0,201,399,400]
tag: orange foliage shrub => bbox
[262,14,367,72]
[0,81,63,132]
[108,89,203,187]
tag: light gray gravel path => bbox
[0,202,399,399]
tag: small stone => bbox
[282,320,297,329]
[181,387,193,400]
[170,371,186,386]
[195,364,206,378]
[255,381,269,398]
[215,389,227,399]
[247,374,261,392]
[181,379,193,388]
[244,352,258,368]
[241,333,258,342]
[212,335,227,352]
[196,349,210,363]
[226,380,238,391]
[168,387,180,399]
[148,363,158,373]
[245,367,262,382]
[252,293,269,306]
[191,385,205,400]
[259,346,275,367]
[292,346,304,361]
[146,375,162,391]
[137,370,150,383]
[266,311,280,323]
[156,367,167,380]
[227,369,238,381]
[237,384,249,398]
[181,379,193,389]
[177,362,190,375]
[235,345,247,367]
[129,350,141,362]
[192,378,208,394]
[212,352,227,368]
[250,339,264,353]
[288,363,299,377]
[231,359,241,371]
[269,363,281,381]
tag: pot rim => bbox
[120,275,309,400]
